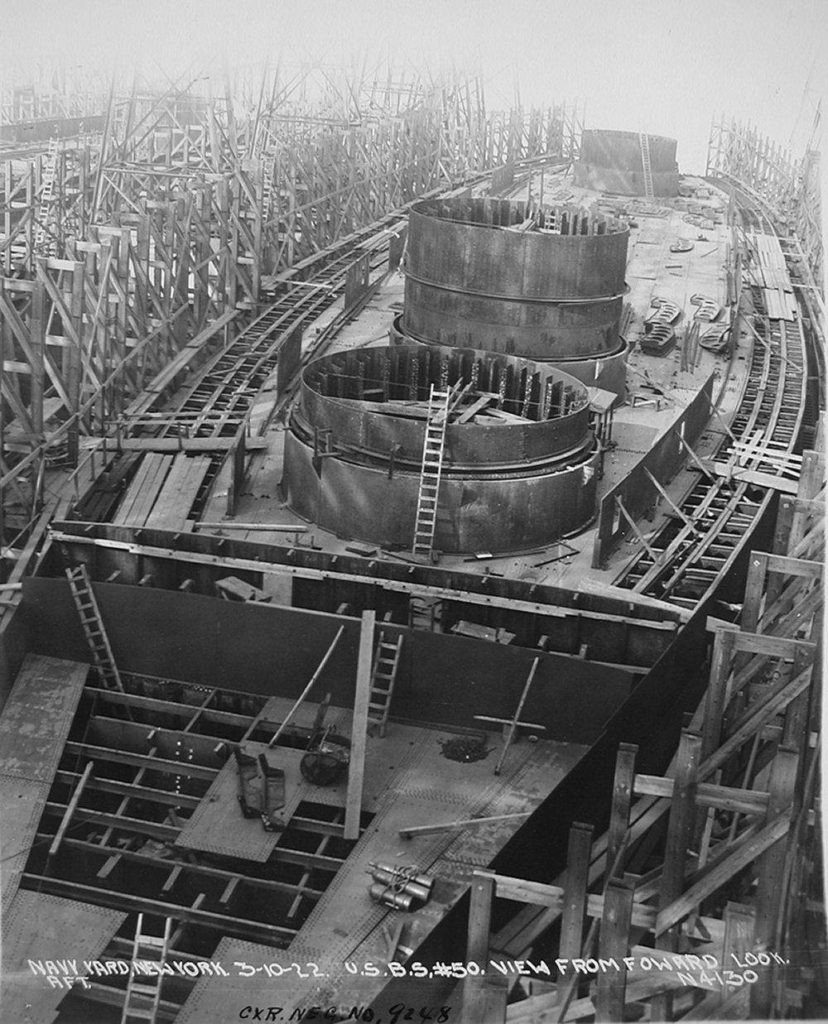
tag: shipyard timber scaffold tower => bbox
[0,65,583,586]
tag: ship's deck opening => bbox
[24,670,373,949]
[303,345,586,421]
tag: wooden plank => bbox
[724,628,816,660]
[616,495,660,562]
[594,879,634,1023]
[740,552,768,638]
[48,760,94,858]
[607,743,637,878]
[762,551,824,579]
[121,454,169,527]
[494,657,541,774]
[344,609,375,840]
[652,730,701,1020]
[702,628,734,758]
[146,454,210,531]
[461,872,496,1024]
[267,627,346,748]
[491,875,656,929]
[143,453,198,531]
[559,822,592,957]
[111,453,155,525]
[113,436,239,451]
[700,663,813,778]
[702,461,799,494]
[477,407,532,424]
[633,775,768,816]
[116,452,161,527]
[457,394,493,424]
[118,453,171,526]
[398,811,531,838]
[656,814,791,934]
[752,746,798,1016]
[714,902,755,1012]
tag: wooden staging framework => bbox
[706,116,823,287]
[0,66,582,583]
[0,195,246,534]
[458,451,824,1023]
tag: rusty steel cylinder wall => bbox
[283,344,599,552]
[401,197,629,361]
[574,129,679,197]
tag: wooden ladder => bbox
[261,155,276,223]
[638,131,655,200]
[120,914,171,1024]
[35,136,59,251]
[66,564,125,694]
[412,384,451,557]
[368,633,403,737]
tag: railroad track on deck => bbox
[152,163,566,442]
[614,201,809,607]
[140,219,401,513]
[113,161,567,519]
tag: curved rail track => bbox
[614,192,812,607]
[110,162,568,519]
[104,165,814,612]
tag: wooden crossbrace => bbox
[267,626,345,748]
[475,657,543,775]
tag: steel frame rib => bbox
[20,875,298,945]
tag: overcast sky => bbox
[1,0,824,172]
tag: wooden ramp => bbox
[144,453,211,531]
[0,655,89,909]
[112,452,174,527]
[2,891,125,1024]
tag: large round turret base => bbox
[283,431,599,553]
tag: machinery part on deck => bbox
[300,746,349,786]
[400,197,629,360]
[369,864,433,903]
[368,882,414,911]
[639,324,677,356]
[234,746,264,818]
[645,297,682,325]
[574,129,679,197]
[283,344,599,553]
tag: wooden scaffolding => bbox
[0,63,582,584]
[459,450,825,1022]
